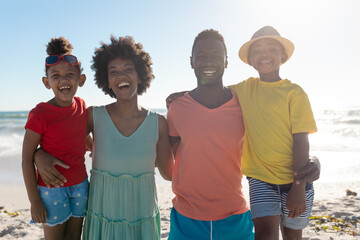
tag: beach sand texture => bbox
[1,182,360,239]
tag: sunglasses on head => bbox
[45,55,79,68]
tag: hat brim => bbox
[238,35,294,65]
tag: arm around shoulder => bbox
[166,91,188,109]
[155,114,174,181]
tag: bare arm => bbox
[292,133,310,176]
[22,129,47,223]
[155,115,174,181]
[86,134,93,152]
[169,136,180,157]
[87,107,94,135]
[286,132,309,218]
[85,107,94,154]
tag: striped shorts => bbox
[248,177,314,230]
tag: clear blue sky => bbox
[1,0,359,111]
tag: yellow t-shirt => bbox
[229,77,317,184]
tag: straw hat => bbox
[239,26,294,65]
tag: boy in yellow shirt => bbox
[230,26,317,240]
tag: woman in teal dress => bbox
[82,36,173,239]
[34,36,173,240]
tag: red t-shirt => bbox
[25,97,88,187]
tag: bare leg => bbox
[282,225,302,240]
[65,217,84,240]
[43,223,66,240]
[253,215,280,240]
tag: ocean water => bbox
[0,107,359,185]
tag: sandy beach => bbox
[1,180,360,239]
[1,108,360,239]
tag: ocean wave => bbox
[316,108,360,125]
[320,108,360,117]
[334,119,360,125]
[332,128,360,138]
[0,112,28,119]
[0,132,23,157]
[0,124,25,133]
[317,118,360,125]
[322,108,360,115]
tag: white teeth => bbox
[261,60,271,65]
[202,70,216,76]
[117,82,130,88]
[59,86,70,90]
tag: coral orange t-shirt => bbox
[167,92,249,221]
[25,97,88,187]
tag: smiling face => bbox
[191,39,228,86]
[42,60,85,107]
[107,58,140,100]
[248,38,287,78]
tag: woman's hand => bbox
[34,149,69,188]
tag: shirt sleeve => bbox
[166,104,179,137]
[24,108,46,135]
[290,88,317,134]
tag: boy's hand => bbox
[166,91,188,109]
[286,184,306,218]
[31,200,47,223]
[34,149,69,188]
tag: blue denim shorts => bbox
[169,208,254,240]
[37,178,89,226]
[248,177,314,230]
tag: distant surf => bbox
[1,106,359,185]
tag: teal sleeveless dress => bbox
[83,106,160,240]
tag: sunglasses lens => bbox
[63,55,78,64]
[46,55,60,65]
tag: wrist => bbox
[29,197,42,204]
[292,182,306,189]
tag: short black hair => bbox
[191,29,227,56]
[92,36,154,98]
[45,37,83,74]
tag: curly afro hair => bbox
[191,29,227,56]
[92,36,154,98]
[45,37,83,73]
